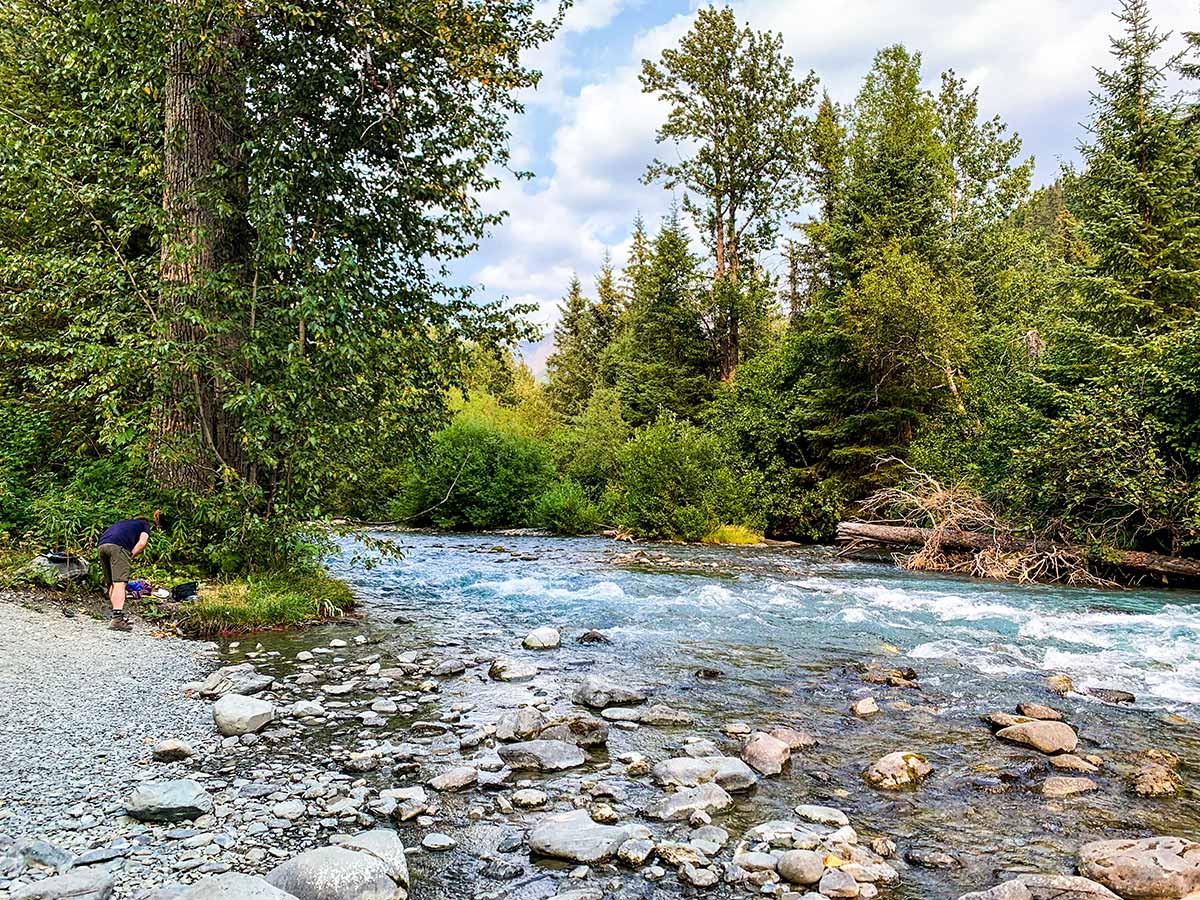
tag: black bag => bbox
[171,581,199,601]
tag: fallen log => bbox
[836,521,1200,582]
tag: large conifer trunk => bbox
[153,9,250,491]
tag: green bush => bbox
[615,418,759,541]
[551,387,631,498]
[395,414,553,530]
[534,478,602,535]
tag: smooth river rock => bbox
[212,693,275,736]
[523,627,561,650]
[266,845,405,900]
[498,739,586,771]
[864,751,933,789]
[489,656,538,682]
[996,721,1077,755]
[572,675,648,709]
[1040,776,1097,798]
[1078,836,1200,900]
[537,714,609,748]
[644,782,733,821]
[126,779,214,822]
[959,874,1121,900]
[496,707,546,741]
[742,731,791,775]
[176,873,298,899]
[652,756,758,792]
[152,738,195,762]
[11,869,113,900]
[528,809,631,863]
[778,848,825,885]
[199,663,274,698]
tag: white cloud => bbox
[464,0,1200,372]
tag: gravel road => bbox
[0,594,215,837]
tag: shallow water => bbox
[266,533,1200,898]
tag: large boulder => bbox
[528,809,630,863]
[213,694,274,736]
[572,675,648,709]
[995,721,1077,755]
[126,779,214,822]
[22,554,89,586]
[176,874,298,899]
[199,663,275,698]
[959,874,1121,900]
[652,756,758,792]
[497,740,586,771]
[266,843,406,900]
[644,782,732,821]
[864,751,932,789]
[1078,836,1200,900]
[335,831,409,890]
[741,731,791,776]
[11,869,113,900]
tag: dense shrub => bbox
[615,418,760,541]
[534,478,602,535]
[395,414,553,530]
[550,387,630,498]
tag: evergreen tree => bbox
[1070,0,1200,339]
[801,92,848,296]
[546,276,596,417]
[611,210,716,425]
[589,250,622,360]
[834,46,949,280]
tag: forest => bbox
[2,0,1199,582]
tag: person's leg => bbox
[102,544,133,630]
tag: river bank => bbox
[1,534,1197,900]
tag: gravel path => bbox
[0,594,215,837]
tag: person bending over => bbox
[97,511,160,631]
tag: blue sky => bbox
[452,0,1198,372]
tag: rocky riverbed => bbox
[1,535,1198,900]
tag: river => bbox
[255,531,1200,899]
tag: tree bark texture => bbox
[152,9,251,491]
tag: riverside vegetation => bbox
[3,0,1200,609]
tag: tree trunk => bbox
[152,6,250,491]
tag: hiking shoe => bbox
[110,613,132,632]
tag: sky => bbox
[450,0,1199,372]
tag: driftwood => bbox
[836,521,1200,583]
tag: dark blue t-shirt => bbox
[98,519,151,554]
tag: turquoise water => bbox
[335,532,1200,712]
[315,531,1199,898]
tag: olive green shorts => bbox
[98,543,132,586]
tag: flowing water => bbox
[254,532,1200,898]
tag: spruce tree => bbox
[1070,0,1200,338]
[834,46,949,280]
[611,210,716,425]
[546,276,596,417]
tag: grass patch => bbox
[177,571,355,635]
[701,523,763,545]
